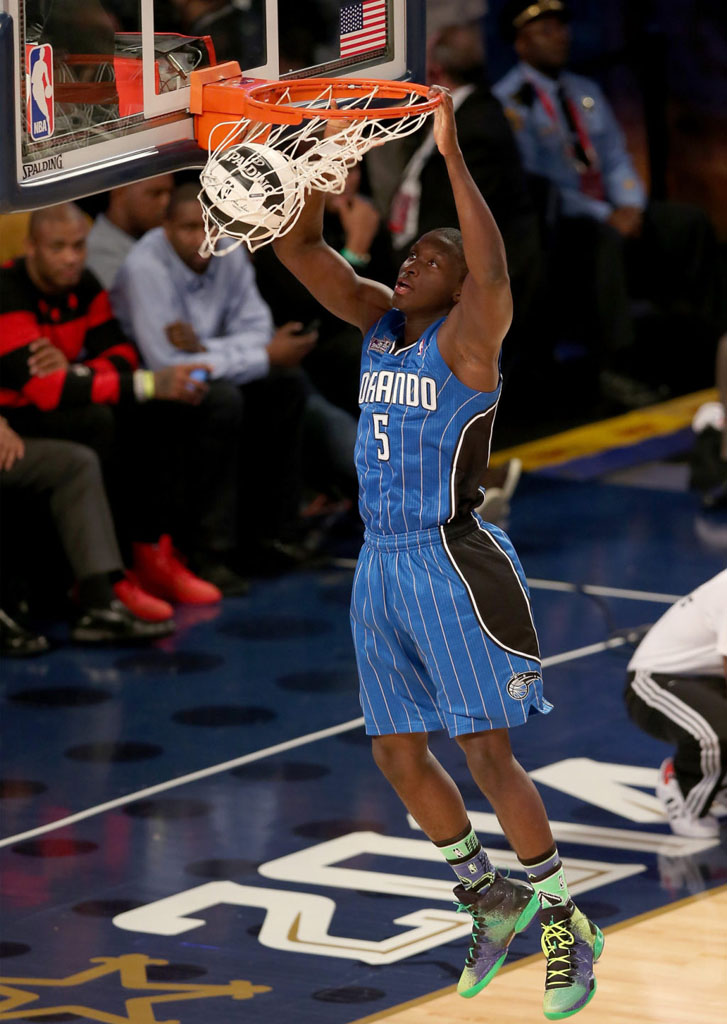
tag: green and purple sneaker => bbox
[539,903,604,1019]
[455,874,539,998]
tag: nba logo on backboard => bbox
[26,45,54,141]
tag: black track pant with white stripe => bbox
[625,670,727,818]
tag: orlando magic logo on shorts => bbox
[506,671,542,701]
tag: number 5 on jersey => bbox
[373,413,390,461]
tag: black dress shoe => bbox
[191,559,250,597]
[0,608,50,657]
[71,600,174,644]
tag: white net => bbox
[198,80,438,255]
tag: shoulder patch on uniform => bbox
[506,670,541,700]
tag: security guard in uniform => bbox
[493,0,725,408]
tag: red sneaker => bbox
[113,572,174,623]
[132,535,222,605]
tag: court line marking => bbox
[0,638,626,849]
[330,564,681,604]
[527,578,680,603]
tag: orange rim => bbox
[241,77,442,124]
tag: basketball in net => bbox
[199,141,299,248]
[193,76,443,254]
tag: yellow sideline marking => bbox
[490,388,716,471]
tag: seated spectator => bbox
[493,0,726,407]
[111,183,317,573]
[325,164,397,286]
[86,179,249,592]
[0,417,173,651]
[86,174,174,289]
[624,569,727,838]
[0,203,229,606]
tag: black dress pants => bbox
[4,386,242,557]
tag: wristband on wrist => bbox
[340,246,371,268]
[133,369,155,402]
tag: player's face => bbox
[122,175,174,235]
[393,234,465,315]
[165,201,209,274]
[26,217,88,293]
[515,16,571,74]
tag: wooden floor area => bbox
[352,885,727,1024]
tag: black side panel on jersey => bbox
[450,403,498,519]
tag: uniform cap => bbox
[498,0,571,43]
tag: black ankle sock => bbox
[77,573,114,610]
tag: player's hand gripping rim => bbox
[429,85,460,159]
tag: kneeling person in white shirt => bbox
[625,570,727,838]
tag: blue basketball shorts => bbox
[350,517,553,737]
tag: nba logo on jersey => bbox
[26,45,54,141]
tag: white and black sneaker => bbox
[656,757,720,839]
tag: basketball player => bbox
[273,87,602,1019]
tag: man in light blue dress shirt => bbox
[493,0,725,408]
[112,182,319,575]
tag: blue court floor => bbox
[1,471,726,1024]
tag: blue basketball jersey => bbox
[355,309,500,535]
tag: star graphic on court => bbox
[0,953,271,1023]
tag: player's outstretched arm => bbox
[273,179,392,334]
[433,87,513,392]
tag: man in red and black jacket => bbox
[0,203,243,614]
[0,204,205,419]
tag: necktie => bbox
[556,84,591,169]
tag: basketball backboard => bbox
[0,0,426,212]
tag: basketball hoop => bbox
[191,71,443,255]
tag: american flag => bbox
[340,0,387,58]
